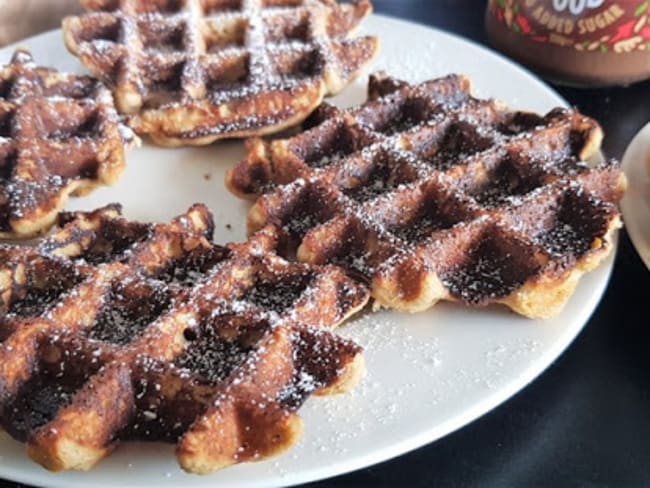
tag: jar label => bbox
[488,0,650,53]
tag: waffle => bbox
[0,49,137,240]
[227,72,627,319]
[0,204,369,474]
[62,0,379,147]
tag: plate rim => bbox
[621,122,650,270]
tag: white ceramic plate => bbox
[0,14,616,488]
[621,123,650,269]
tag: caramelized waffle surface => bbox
[0,50,137,240]
[0,204,368,474]
[228,72,627,319]
[63,0,379,146]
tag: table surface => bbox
[3,1,650,487]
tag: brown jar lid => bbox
[486,0,650,87]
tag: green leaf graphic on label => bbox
[635,1,648,17]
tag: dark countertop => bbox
[3,1,650,487]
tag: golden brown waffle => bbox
[0,49,137,240]
[227,72,627,319]
[62,0,379,146]
[0,204,368,474]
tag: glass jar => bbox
[486,0,650,86]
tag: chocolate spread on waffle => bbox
[62,0,379,146]
[0,204,368,473]
[227,72,626,318]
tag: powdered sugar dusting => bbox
[0,49,137,237]
[65,0,377,141]
[0,203,370,471]
[245,72,620,311]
